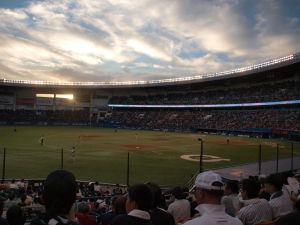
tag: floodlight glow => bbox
[56,94,74,100]
[36,93,54,98]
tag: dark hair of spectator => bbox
[6,206,25,225]
[113,196,127,215]
[18,189,25,195]
[0,199,4,217]
[128,184,153,211]
[226,180,239,194]
[171,187,185,200]
[8,193,15,201]
[241,179,261,199]
[146,182,162,208]
[43,170,77,217]
[20,194,26,203]
[265,174,283,191]
[281,171,293,185]
[295,200,300,211]
[78,202,90,214]
[182,187,189,198]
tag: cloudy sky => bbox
[0,0,299,82]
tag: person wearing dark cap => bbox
[183,171,242,225]
[167,186,190,222]
[111,184,153,225]
[30,170,79,225]
[146,183,175,225]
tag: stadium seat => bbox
[256,218,279,225]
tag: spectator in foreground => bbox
[183,171,242,225]
[4,194,17,210]
[264,173,293,219]
[101,195,126,225]
[30,170,79,225]
[276,200,300,225]
[146,182,175,225]
[237,178,273,225]
[111,184,153,225]
[221,179,239,217]
[167,186,190,222]
[0,199,8,225]
[6,206,25,225]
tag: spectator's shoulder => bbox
[0,218,8,225]
[30,214,49,225]
[110,214,128,225]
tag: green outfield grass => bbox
[0,126,299,186]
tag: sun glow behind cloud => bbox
[127,39,172,62]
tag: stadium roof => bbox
[0,53,299,89]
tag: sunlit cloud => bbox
[0,0,299,82]
[127,39,172,62]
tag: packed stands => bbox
[107,108,300,131]
[108,81,300,105]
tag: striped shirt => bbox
[221,194,239,217]
[168,199,191,221]
[269,191,294,218]
[237,198,273,225]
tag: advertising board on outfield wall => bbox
[36,97,53,106]
[0,95,14,104]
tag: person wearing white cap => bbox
[183,171,242,225]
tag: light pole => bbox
[198,138,203,173]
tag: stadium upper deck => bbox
[0,53,299,89]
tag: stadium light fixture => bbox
[36,93,55,98]
[56,94,74,100]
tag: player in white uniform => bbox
[70,146,76,162]
[39,135,45,146]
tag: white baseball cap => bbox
[192,171,224,191]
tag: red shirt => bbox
[77,213,97,225]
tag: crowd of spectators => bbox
[0,169,300,225]
[0,107,299,132]
[108,108,300,131]
[108,81,300,105]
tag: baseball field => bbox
[0,126,299,186]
